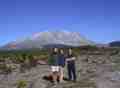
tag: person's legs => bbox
[51,66,57,83]
[59,67,64,82]
[56,66,60,82]
[53,72,58,84]
[71,63,77,81]
[53,66,60,84]
[67,64,72,80]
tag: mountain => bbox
[96,43,109,48]
[109,41,120,47]
[1,31,94,50]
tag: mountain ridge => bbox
[1,31,94,50]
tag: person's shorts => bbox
[51,66,59,72]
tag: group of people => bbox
[48,48,77,84]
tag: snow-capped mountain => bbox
[2,31,94,49]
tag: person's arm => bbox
[48,54,53,65]
[71,57,76,60]
[66,57,76,61]
[66,58,71,61]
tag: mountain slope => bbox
[2,31,94,49]
[109,41,120,47]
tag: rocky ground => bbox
[0,51,120,88]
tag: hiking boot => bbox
[72,79,77,83]
[53,81,58,85]
[59,80,66,83]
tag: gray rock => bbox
[1,50,120,88]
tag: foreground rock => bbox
[0,52,120,88]
[0,65,96,88]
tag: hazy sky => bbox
[0,0,120,46]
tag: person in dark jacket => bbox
[58,49,65,82]
[66,48,77,82]
[48,48,59,84]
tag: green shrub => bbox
[0,64,13,74]
[17,80,27,88]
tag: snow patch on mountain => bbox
[2,31,94,49]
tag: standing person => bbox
[48,48,59,84]
[58,49,65,83]
[66,48,77,82]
